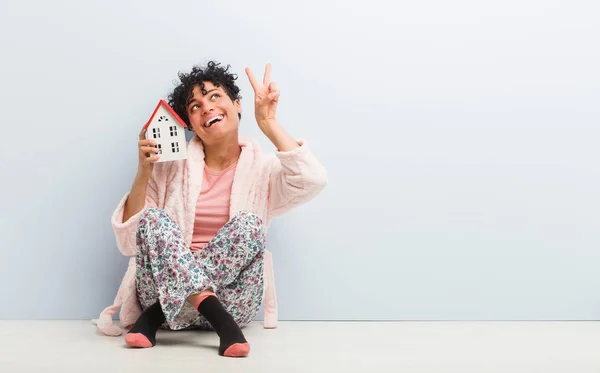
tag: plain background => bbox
[0,0,599,321]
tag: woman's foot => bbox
[125,301,166,348]
[197,295,250,357]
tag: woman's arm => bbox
[123,174,152,223]
[245,64,327,216]
[267,141,327,217]
[112,128,161,255]
[260,118,299,152]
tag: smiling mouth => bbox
[204,115,224,128]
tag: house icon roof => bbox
[143,99,188,130]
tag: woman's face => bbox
[186,82,241,146]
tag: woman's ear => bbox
[234,99,242,120]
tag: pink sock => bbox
[223,343,251,357]
[125,333,153,348]
[193,293,215,310]
[196,295,250,357]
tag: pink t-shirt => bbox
[190,162,237,252]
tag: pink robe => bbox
[93,136,327,336]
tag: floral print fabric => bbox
[135,208,265,330]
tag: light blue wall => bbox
[1,0,600,320]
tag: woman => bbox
[100,61,327,357]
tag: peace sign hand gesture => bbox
[245,63,280,133]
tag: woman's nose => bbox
[203,105,214,116]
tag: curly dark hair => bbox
[168,61,242,129]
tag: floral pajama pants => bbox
[135,208,266,331]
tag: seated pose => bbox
[105,61,327,357]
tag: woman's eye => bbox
[211,94,219,100]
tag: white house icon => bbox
[144,99,188,163]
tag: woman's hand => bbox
[137,127,160,181]
[245,63,280,135]
[245,63,298,152]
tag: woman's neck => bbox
[203,139,241,171]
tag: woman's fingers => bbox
[140,145,160,154]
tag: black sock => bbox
[197,296,248,355]
[127,301,166,346]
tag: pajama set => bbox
[94,137,327,337]
[135,164,265,330]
